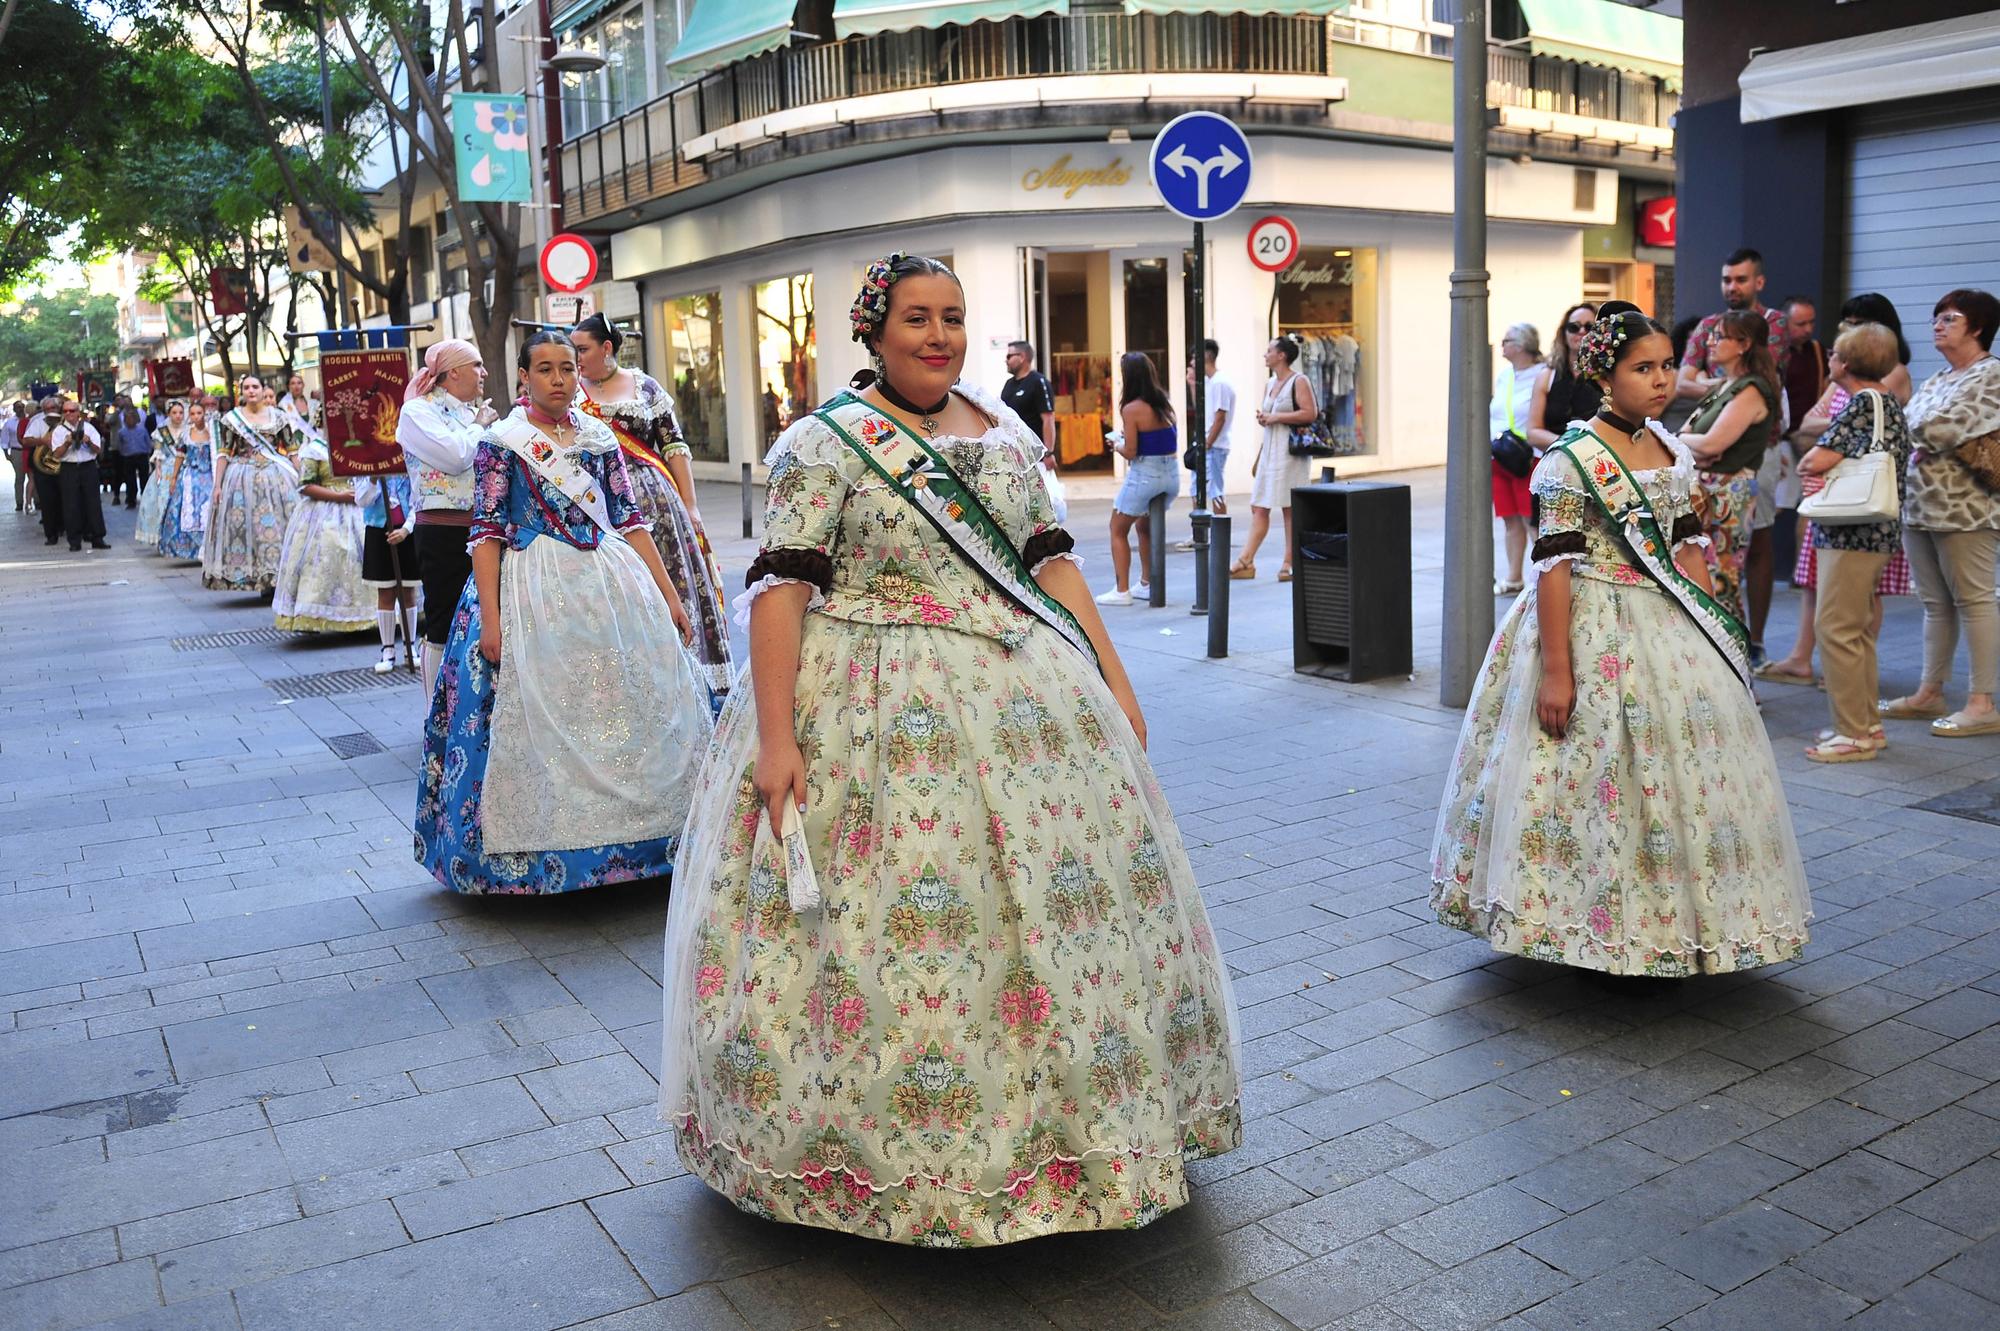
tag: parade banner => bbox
[320,348,410,477]
[285,207,338,273]
[146,358,196,400]
[452,94,531,203]
[208,267,251,316]
[76,370,115,406]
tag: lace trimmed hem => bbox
[664,1095,1243,1200]
[1434,882,1813,954]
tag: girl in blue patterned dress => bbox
[414,332,713,895]
[157,400,214,561]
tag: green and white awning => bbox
[552,0,621,37]
[833,0,1068,39]
[668,0,800,78]
[1515,0,1682,84]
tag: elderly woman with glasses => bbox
[1880,289,2000,738]
[1489,322,1543,594]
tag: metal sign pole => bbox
[1190,219,1211,618]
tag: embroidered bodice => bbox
[578,372,688,461]
[296,444,352,494]
[467,412,646,553]
[747,382,1074,648]
[220,410,306,465]
[1530,426,1704,589]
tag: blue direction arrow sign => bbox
[1148,111,1253,222]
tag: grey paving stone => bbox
[1937,1231,2000,1304]
[606,1134,687,1186]
[1657,1201,1831,1292]
[0,933,142,997]
[0,1229,119,1290]
[233,1203,651,1331]
[274,1077,549,1177]
[103,1103,267,1158]
[519,1051,658,1122]
[261,1075,419,1126]
[155,1200,408,1302]
[1379,1246,1572,1331]
[419,957,572,1024]
[164,981,448,1081]
[1276,1078,1431,1142]
[1269,1122,1434,1196]
[455,1116,622,1176]
[1513,1139,1675,1214]
[1,1127,294,1247]
[1763,1148,1931,1232]
[295,1149,468,1217]
[1899,986,2000,1040]
[1385,1183,1562,1267]
[408,1044,556,1093]
[0,1257,162,1331]
[542,948,666,1032]
[589,1175,807,1300]
[393,1149,629,1239]
[1903,1157,2000,1240]
[1631,1143,1803,1225]
[1666,1264,1866,1331]
[1846,1276,2000,1331]
[1518,1192,1704,1279]
[1521,1257,1713,1331]
[73,1290,244,1331]
[1847,1057,1987,1123]
[115,1187,303,1259]
[1248,1233,1437,1328]
[1619,1094,1777,1163]
[137,896,377,969]
[1723,1055,1868,1119]
[1793,1205,1971,1303]
[1741,1099,1899,1169]
[318,1020,513,1083]
[1869,1104,2000,1179]
[1388,1082,1540,1149]
[561,1287,754,1331]
[1622,1051,1756,1112]
[1263,1175,1435,1258]
[0,1028,171,1116]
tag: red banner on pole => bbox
[320,348,411,477]
[146,358,196,399]
[75,370,115,406]
[208,268,250,317]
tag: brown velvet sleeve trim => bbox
[745,547,833,594]
[1021,528,1076,569]
[1669,513,1702,543]
[1529,532,1587,562]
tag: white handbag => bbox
[1797,390,1899,526]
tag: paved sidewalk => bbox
[2,473,1998,1331]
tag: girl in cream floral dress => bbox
[661,254,1240,1247]
[1431,310,1810,976]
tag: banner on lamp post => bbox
[320,348,411,477]
[453,94,532,203]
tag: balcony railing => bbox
[1487,45,1678,131]
[561,11,1333,225]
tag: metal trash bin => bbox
[1290,482,1411,682]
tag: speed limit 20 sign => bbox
[1247,215,1301,273]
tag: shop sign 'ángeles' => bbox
[1019,155,1134,199]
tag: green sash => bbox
[1555,428,1752,689]
[808,391,1099,671]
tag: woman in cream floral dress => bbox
[1431,309,1810,976]
[661,254,1240,1246]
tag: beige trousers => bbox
[1815,548,1892,741]
[1902,527,2000,697]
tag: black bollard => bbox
[1206,513,1231,658]
[1190,509,1211,616]
[740,462,753,539]
[1146,492,1167,607]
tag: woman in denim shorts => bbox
[1097,351,1181,605]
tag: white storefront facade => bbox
[599,135,1612,490]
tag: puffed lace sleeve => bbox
[1529,449,1591,573]
[983,385,1080,576]
[734,414,852,623]
[643,375,691,459]
[1654,426,1710,550]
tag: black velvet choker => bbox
[876,375,952,417]
[1594,408,1645,438]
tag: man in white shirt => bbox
[395,339,494,692]
[2,401,26,512]
[1176,340,1236,550]
[48,400,108,550]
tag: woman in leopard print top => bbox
[1882,289,2000,738]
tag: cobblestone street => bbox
[4,473,2000,1331]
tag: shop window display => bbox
[661,291,728,464]
[1275,246,1376,454]
[755,273,817,448]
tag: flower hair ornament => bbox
[1575,315,1631,381]
[850,252,909,344]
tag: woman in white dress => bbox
[413,332,712,895]
[202,376,307,593]
[271,439,372,633]
[134,401,184,548]
[1231,336,1319,583]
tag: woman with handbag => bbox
[1232,337,1320,582]
[1881,288,2000,738]
[1679,311,1781,628]
[1095,351,1180,606]
[1489,322,1543,594]
[1794,323,1912,762]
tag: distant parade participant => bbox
[413,332,710,896]
[277,372,318,432]
[158,400,214,561]
[202,375,307,592]
[134,400,184,548]
[271,437,373,633]
[396,339,493,694]
[24,398,67,545]
[355,468,421,674]
[48,400,109,551]
[571,313,734,696]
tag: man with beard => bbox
[1677,247,1791,403]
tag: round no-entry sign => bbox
[1247,216,1300,273]
[539,234,598,294]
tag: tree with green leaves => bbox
[0,289,121,392]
